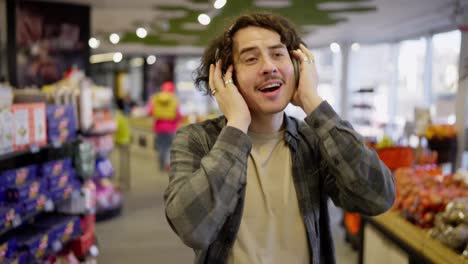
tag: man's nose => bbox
[261,57,278,75]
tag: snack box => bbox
[46,105,75,123]
[0,109,14,155]
[41,158,72,178]
[6,178,46,203]
[48,170,75,191]
[33,215,81,252]
[1,165,38,187]
[50,181,79,203]
[15,229,49,261]
[0,205,20,233]
[4,251,28,264]
[11,103,47,150]
[0,237,16,262]
[47,127,77,144]
[21,194,48,218]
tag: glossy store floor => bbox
[96,145,358,263]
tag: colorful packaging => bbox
[4,251,28,264]
[95,158,113,179]
[0,110,14,155]
[48,170,75,191]
[21,194,48,218]
[50,180,79,203]
[41,158,72,178]
[0,238,16,262]
[46,105,75,122]
[33,215,81,253]
[46,105,77,144]
[0,206,18,233]
[11,103,47,150]
[6,179,46,203]
[15,229,49,261]
[1,165,38,187]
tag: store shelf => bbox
[0,140,79,173]
[95,202,123,222]
[360,211,467,264]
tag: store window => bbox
[175,56,217,122]
[396,38,427,122]
[315,47,342,113]
[431,30,461,123]
[347,43,396,138]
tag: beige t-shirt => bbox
[227,130,309,264]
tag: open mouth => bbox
[259,82,281,93]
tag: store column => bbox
[0,0,7,79]
[456,6,468,168]
[341,43,350,119]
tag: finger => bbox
[299,44,314,62]
[209,64,215,94]
[224,65,234,87]
[292,49,308,63]
[213,60,224,89]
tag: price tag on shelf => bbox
[29,144,40,154]
[45,199,55,212]
[13,215,22,228]
[52,140,62,148]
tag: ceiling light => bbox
[330,42,341,53]
[109,33,120,44]
[198,14,211,26]
[214,0,227,9]
[351,43,360,51]
[113,52,123,63]
[146,55,157,65]
[88,37,100,49]
[136,27,148,38]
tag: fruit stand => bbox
[359,166,468,264]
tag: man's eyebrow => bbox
[269,44,287,50]
[238,43,287,57]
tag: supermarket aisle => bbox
[96,147,193,263]
[96,146,358,263]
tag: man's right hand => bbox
[209,61,251,133]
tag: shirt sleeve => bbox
[164,124,251,249]
[304,101,396,216]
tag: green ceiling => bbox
[120,0,376,47]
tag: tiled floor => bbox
[96,146,358,263]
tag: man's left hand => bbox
[290,44,324,115]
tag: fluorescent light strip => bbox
[90,53,116,64]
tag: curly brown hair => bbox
[194,11,304,95]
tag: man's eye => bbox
[245,57,257,63]
[274,53,285,58]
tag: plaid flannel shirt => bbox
[164,101,395,264]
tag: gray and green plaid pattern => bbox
[164,101,395,264]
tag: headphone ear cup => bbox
[292,58,300,88]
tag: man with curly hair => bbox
[164,11,395,264]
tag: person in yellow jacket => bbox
[148,81,182,171]
[115,103,132,189]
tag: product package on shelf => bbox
[58,180,96,215]
[0,83,12,143]
[46,104,77,145]
[88,110,117,135]
[83,134,114,158]
[95,158,114,180]
[11,103,47,151]
[0,109,14,155]
[73,142,95,181]
[32,214,81,253]
[95,179,123,219]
